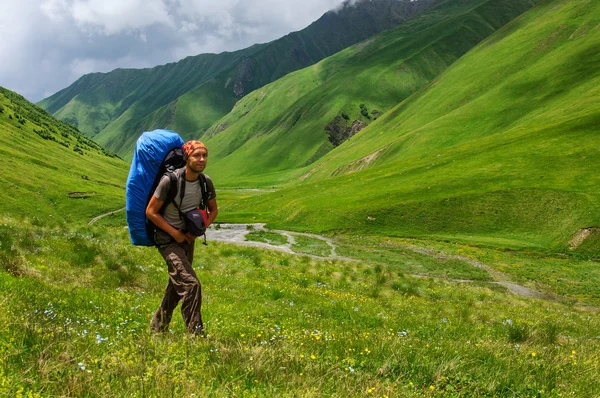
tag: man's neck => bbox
[185,166,200,181]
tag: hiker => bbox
[146,140,218,336]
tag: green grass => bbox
[168,82,238,139]
[1,217,600,396]
[90,209,127,228]
[245,230,289,246]
[4,0,600,394]
[331,233,600,307]
[291,235,332,257]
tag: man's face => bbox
[187,147,208,173]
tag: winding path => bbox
[206,223,358,262]
[88,207,125,225]
[206,224,552,301]
[86,215,558,301]
[402,246,548,300]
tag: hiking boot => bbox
[191,325,206,338]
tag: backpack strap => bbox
[177,172,208,210]
[159,172,179,214]
[148,171,179,247]
[198,173,209,210]
[172,172,209,217]
[175,172,210,245]
[197,174,209,245]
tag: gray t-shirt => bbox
[154,168,216,230]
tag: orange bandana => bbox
[182,140,207,160]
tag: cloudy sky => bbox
[0,0,348,102]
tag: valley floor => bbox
[2,217,599,396]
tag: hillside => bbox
[39,46,265,145]
[39,0,438,159]
[219,0,600,250]
[202,0,540,186]
[0,86,128,223]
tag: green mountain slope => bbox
[41,0,438,159]
[221,0,600,250]
[0,87,128,223]
[40,46,265,143]
[203,0,540,186]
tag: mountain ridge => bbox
[200,0,541,186]
[40,0,438,158]
[218,0,600,250]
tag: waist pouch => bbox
[183,209,208,236]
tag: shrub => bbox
[505,320,530,343]
[0,225,24,275]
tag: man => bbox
[146,140,218,336]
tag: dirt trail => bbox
[88,207,125,225]
[207,224,553,301]
[404,246,548,300]
[206,223,358,262]
[90,216,557,301]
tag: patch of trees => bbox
[64,116,79,128]
[34,129,57,143]
[325,113,368,147]
[360,104,371,119]
[325,116,350,146]
[102,149,121,159]
[359,104,382,120]
[26,113,40,125]
[13,113,27,125]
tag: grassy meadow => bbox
[1,0,599,395]
[2,217,600,397]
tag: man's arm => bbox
[146,195,187,243]
[206,198,218,227]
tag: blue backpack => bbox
[125,129,185,246]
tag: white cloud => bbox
[40,0,70,22]
[0,0,348,102]
[71,0,174,34]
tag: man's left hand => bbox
[185,233,197,243]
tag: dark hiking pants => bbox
[150,233,203,335]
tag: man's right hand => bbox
[172,229,187,243]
